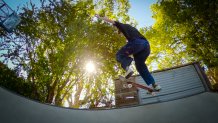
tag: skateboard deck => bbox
[119,75,158,96]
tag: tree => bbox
[0,0,131,108]
[0,62,38,99]
[143,0,218,67]
[143,0,218,86]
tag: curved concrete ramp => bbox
[0,87,218,123]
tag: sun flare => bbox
[85,61,95,73]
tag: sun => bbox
[85,61,95,73]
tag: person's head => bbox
[115,28,122,35]
[113,21,122,35]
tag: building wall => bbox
[136,63,206,104]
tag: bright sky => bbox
[5,0,156,28]
[129,0,156,28]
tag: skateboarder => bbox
[95,14,161,91]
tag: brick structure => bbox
[114,76,139,107]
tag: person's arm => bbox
[95,14,115,24]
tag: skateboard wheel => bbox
[123,84,127,88]
[151,92,156,96]
[147,91,156,96]
[127,84,132,88]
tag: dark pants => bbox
[116,38,155,85]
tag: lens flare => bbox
[85,61,95,73]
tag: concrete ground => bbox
[0,87,218,123]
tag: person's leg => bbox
[116,40,149,70]
[133,43,155,85]
[133,43,161,90]
[116,43,133,70]
[116,43,135,78]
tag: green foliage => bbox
[0,0,130,108]
[143,0,218,70]
[206,66,218,91]
[0,62,37,99]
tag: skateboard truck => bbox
[119,75,157,96]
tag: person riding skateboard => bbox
[95,14,161,91]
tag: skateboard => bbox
[119,75,158,96]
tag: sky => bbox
[5,0,157,28]
[128,0,156,28]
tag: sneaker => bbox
[124,66,134,79]
[153,84,161,91]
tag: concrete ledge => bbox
[1,87,218,123]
